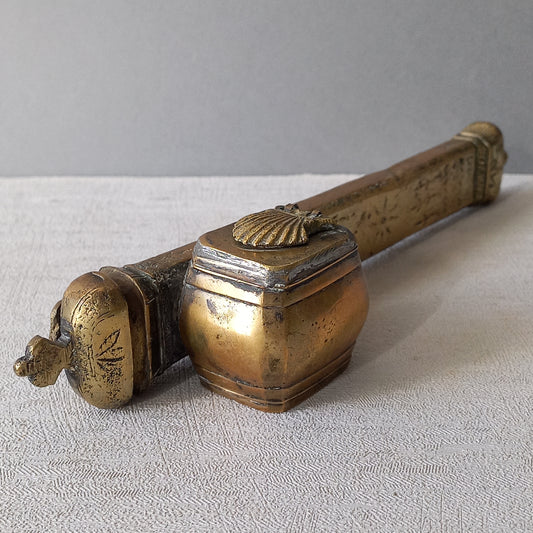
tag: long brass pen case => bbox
[14,122,507,412]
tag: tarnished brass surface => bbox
[180,122,506,411]
[16,272,134,408]
[179,225,368,412]
[14,121,507,410]
[14,302,69,387]
[299,122,506,260]
[233,203,335,248]
[14,244,194,409]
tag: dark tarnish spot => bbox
[269,358,281,372]
[206,299,217,315]
[275,311,284,323]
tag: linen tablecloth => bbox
[1,175,532,532]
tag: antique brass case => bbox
[60,272,135,408]
[14,258,193,409]
[14,121,506,411]
[179,224,369,412]
[14,272,135,408]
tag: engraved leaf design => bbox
[95,330,124,371]
[97,330,120,358]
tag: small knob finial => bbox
[14,335,72,387]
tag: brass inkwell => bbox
[180,206,368,411]
[14,122,507,412]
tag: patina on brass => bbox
[180,223,367,411]
[179,124,508,412]
[15,272,134,408]
[14,122,506,411]
[14,250,194,408]
[299,122,507,260]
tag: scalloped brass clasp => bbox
[232,203,336,248]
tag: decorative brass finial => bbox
[232,203,336,248]
[14,335,72,387]
[14,272,135,408]
[454,121,507,204]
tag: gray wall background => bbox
[1,0,531,176]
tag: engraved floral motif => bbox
[95,329,124,372]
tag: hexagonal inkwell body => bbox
[179,205,369,412]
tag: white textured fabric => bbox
[1,175,532,532]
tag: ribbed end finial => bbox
[455,121,507,204]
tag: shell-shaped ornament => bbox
[232,204,337,248]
